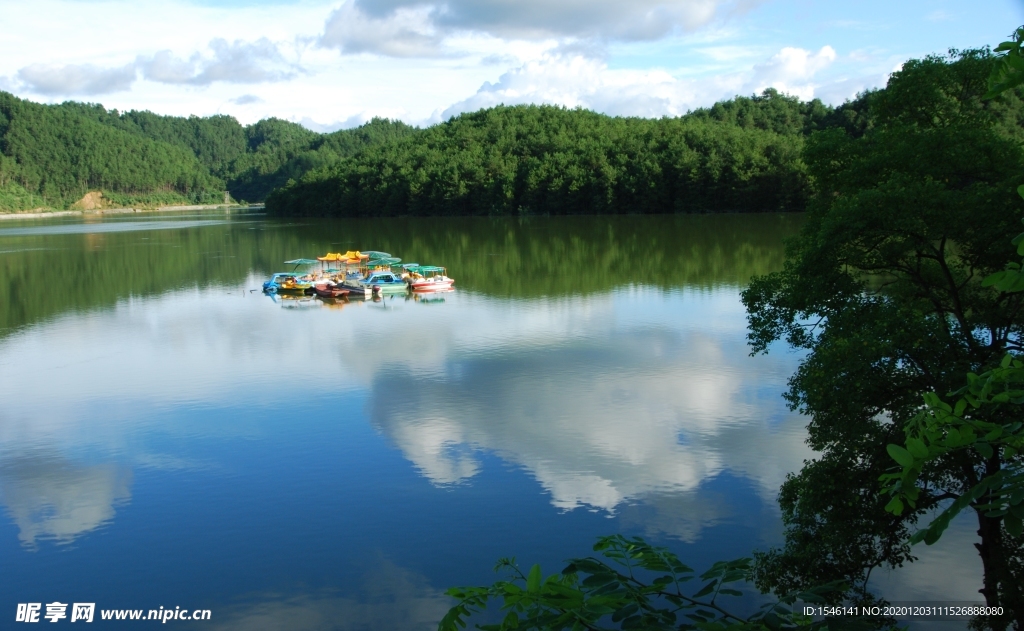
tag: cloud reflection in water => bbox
[369,299,813,530]
[211,560,450,631]
[0,454,131,547]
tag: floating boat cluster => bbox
[261,250,454,299]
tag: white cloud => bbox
[231,94,265,106]
[745,45,837,101]
[331,0,759,49]
[16,62,136,96]
[320,1,444,57]
[297,116,348,133]
[139,38,300,86]
[440,45,842,120]
[0,0,1014,127]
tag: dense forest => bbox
[0,91,415,211]
[1,86,866,216]
[266,92,858,217]
[4,46,1022,220]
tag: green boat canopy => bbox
[362,251,391,260]
[284,258,319,265]
[406,265,446,274]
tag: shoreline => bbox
[0,203,265,221]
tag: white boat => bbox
[404,265,454,292]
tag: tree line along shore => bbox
[1,47,1021,219]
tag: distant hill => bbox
[0,92,415,211]
[0,87,877,216]
[265,90,875,218]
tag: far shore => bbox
[0,203,265,221]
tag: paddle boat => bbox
[404,265,454,292]
[278,277,315,295]
[322,251,372,266]
[328,269,373,298]
[263,273,291,293]
[360,270,409,295]
[312,283,351,299]
[263,272,313,294]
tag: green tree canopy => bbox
[742,48,1024,628]
[0,92,417,210]
[265,96,823,217]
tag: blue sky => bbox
[0,0,1021,129]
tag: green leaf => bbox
[906,437,929,459]
[887,444,915,467]
[692,581,717,598]
[1006,514,1023,537]
[953,399,967,417]
[526,564,542,593]
[611,602,639,623]
[976,442,994,460]
[884,496,904,515]
[581,573,618,589]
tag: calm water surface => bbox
[0,211,980,629]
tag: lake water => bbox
[0,211,982,629]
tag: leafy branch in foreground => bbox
[986,26,1024,99]
[439,535,870,631]
[881,353,1024,543]
[880,197,1024,541]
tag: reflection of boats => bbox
[414,292,449,304]
[318,296,355,310]
[312,283,350,298]
[404,265,454,292]
[276,295,321,308]
[361,271,409,295]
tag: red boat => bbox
[313,284,351,299]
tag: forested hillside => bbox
[264,90,873,217]
[7,53,1019,218]
[0,92,415,211]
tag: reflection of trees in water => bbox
[0,213,799,334]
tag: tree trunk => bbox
[975,511,1024,630]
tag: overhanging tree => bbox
[742,47,1024,629]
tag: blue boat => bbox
[262,273,295,293]
[359,270,409,295]
[262,272,313,294]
